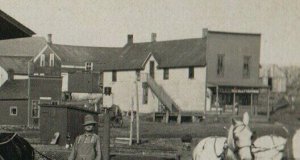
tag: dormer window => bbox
[49,53,55,67]
[40,54,45,67]
[85,62,93,71]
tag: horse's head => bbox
[228,112,253,160]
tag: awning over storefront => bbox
[219,88,260,94]
[207,81,269,89]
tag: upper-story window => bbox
[112,70,117,82]
[32,100,40,118]
[85,62,93,71]
[142,82,148,104]
[243,56,251,78]
[40,54,45,67]
[49,53,55,67]
[189,67,194,79]
[136,70,141,81]
[217,54,224,77]
[10,106,17,116]
[163,68,169,80]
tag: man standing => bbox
[68,114,101,160]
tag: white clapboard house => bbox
[102,34,207,122]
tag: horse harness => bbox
[251,135,286,153]
[233,124,253,151]
[200,137,228,160]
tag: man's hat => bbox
[83,114,97,126]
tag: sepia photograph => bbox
[0,0,299,159]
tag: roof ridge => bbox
[132,37,204,45]
[208,30,261,36]
[52,43,122,49]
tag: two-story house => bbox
[102,34,207,122]
[0,38,62,128]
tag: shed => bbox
[39,104,99,146]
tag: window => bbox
[40,54,45,67]
[49,53,55,67]
[150,61,155,79]
[136,70,141,81]
[142,82,148,104]
[99,72,104,87]
[51,101,59,105]
[10,106,17,116]
[217,54,224,77]
[32,100,40,118]
[243,56,251,78]
[85,62,93,71]
[189,67,194,79]
[163,68,169,80]
[112,70,117,82]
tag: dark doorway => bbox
[268,78,273,90]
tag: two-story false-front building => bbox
[205,29,267,116]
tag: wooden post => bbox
[103,113,110,160]
[255,94,258,116]
[250,93,253,116]
[135,81,140,144]
[267,88,270,121]
[233,92,236,114]
[165,110,169,123]
[129,97,134,146]
[152,112,156,122]
[216,86,219,115]
[177,112,181,124]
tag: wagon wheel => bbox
[111,117,123,128]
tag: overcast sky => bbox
[1,0,299,66]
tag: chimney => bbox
[127,34,133,44]
[202,28,208,38]
[47,34,52,44]
[151,33,157,42]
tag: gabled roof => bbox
[105,38,206,71]
[0,56,31,74]
[50,44,122,70]
[152,38,206,68]
[0,37,47,57]
[0,80,28,100]
[0,10,35,37]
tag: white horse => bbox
[193,112,253,160]
[293,129,300,159]
[252,135,287,160]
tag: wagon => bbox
[103,104,123,127]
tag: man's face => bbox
[84,124,94,132]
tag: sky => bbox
[1,0,300,66]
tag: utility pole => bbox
[135,81,140,144]
[129,97,134,146]
[267,88,270,121]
